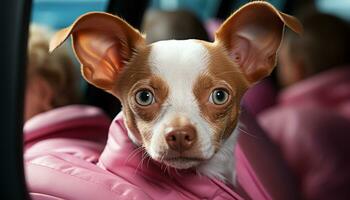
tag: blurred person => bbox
[24,24,80,122]
[278,13,350,88]
[24,24,110,162]
[141,9,209,43]
[258,13,350,200]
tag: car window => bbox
[31,0,109,29]
[150,0,286,20]
[316,0,350,21]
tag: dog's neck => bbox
[197,128,238,184]
[124,117,238,185]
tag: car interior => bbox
[1,0,350,199]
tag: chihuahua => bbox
[49,1,302,184]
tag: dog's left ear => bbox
[49,12,145,91]
[216,1,302,85]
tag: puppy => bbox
[50,1,302,184]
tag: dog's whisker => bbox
[238,127,262,139]
[133,147,149,175]
[133,160,142,176]
[174,167,181,177]
[167,165,171,175]
[146,156,152,169]
[124,146,144,165]
[162,164,167,174]
[140,151,149,170]
[164,165,168,174]
[126,147,141,161]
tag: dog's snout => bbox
[165,126,197,152]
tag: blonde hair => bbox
[27,24,81,107]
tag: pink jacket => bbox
[24,105,111,162]
[242,78,277,116]
[258,67,350,199]
[25,105,299,200]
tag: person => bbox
[24,24,80,122]
[23,24,110,162]
[258,12,350,200]
[141,9,209,43]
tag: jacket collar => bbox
[24,105,109,142]
[98,113,242,199]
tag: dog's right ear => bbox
[215,2,302,85]
[50,12,145,90]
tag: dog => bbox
[49,1,302,185]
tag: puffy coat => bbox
[259,67,350,200]
[25,106,299,200]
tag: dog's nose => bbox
[165,126,197,152]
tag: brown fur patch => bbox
[128,76,169,122]
[112,46,169,145]
[193,41,249,150]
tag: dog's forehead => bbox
[147,40,210,117]
[148,40,209,79]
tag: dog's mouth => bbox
[158,156,206,169]
[163,156,205,162]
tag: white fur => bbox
[198,127,238,184]
[148,40,215,160]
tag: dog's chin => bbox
[159,157,204,169]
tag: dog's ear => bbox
[50,12,145,90]
[215,2,302,85]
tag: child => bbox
[24,25,110,162]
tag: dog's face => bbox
[50,2,302,169]
[118,40,247,169]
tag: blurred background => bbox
[28,0,350,118]
[2,0,350,199]
[31,0,350,29]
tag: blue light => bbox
[31,0,108,30]
[316,0,350,21]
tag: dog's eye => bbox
[210,89,229,105]
[135,89,154,106]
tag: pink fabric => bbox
[236,145,270,199]
[99,111,298,200]
[98,113,242,200]
[258,67,350,199]
[236,109,300,200]
[25,106,299,199]
[26,152,152,200]
[278,66,350,119]
[24,105,111,162]
[24,105,107,133]
[242,78,278,116]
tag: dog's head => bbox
[50,2,301,169]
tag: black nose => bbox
[165,126,197,153]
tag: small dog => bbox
[50,1,301,184]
